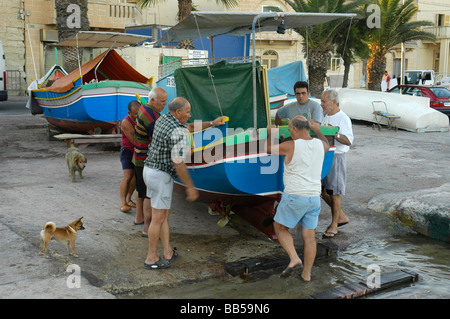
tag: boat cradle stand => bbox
[372,100,401,131]
[54,133,122,148]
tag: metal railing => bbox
[158,56,256,79]
[423,26,450,39]
[6,70,26,96]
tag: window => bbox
[262,5,280,12]
[430,87,450,98]
[262,50,278,69]
[328,57,342,71]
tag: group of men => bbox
[119,81,353,282]
[120,87,226,270]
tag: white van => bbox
[0,40,7,101]
[405,70,435,86]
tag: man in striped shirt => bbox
[133,87,168,236]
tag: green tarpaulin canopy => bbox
[174,61,267,129]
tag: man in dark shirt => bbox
[132,87,167,235]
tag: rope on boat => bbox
[193,14,224,117]
[76,33,82,81]
[333,17,354,87]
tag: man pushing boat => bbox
[265,116,329,281]
[143,97,227,269]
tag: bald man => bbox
[266,116,329,281]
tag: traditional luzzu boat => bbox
[182,120,337,239]
[29,32,152,134]
[154,11,354,240]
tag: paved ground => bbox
[1,103,449,299]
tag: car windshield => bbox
[406,72,422,84]
[390,86,422,96]
[429,87,450,98]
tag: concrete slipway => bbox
[0,104,449,299]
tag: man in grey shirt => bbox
[275,81,323,125]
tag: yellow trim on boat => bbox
[189,116,230,152]
[192,138,224,153]
[33,75,83,100]
[33,86,82,100]
[260,65,271,127]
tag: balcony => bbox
[89,1,140,30]
[43,1,141,30]
[423,26,450,40]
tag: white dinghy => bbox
[336,88,449,132]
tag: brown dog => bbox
[65,146,87,182]
[39,217,85,258]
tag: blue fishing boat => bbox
[174,111,336,240]
[30,32,152,134]
[155,12,353,240]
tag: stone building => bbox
[1,0,449,96]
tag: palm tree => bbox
[137,0,239,49]
[55,0,90,73]
[365,0,435,91]
[284,0,364,98]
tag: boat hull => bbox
[336,88,449,132]
[32,79,151,134]
[174,126,336,240]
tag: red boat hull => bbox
[174,182,280,241]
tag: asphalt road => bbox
[1,96,449,300]
[0,96,30,115]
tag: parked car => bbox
[387,85,450,116]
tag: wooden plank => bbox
[361,269,419,291]
[72,137,121,144]
[224,262,246,277]
[54,133,121,140]
[224,242,338,277]
[312,284,365,299]
[54,133,122,148]
[308,270,419,299]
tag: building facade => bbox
[1,0,448,96]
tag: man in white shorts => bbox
[143,97,227,270]
[266,116,329,282]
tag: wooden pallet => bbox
[224,242,338,277]
[54,133,122,148]
[305,269,419,299]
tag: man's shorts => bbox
[143,166,174,210]
[120,147,135,170]
[135,166,147,199]
[274,193,321,229]
[322,153,346,195]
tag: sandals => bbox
[120,204,131,212]
[144,258,170,270]
[167,249,178,264]
[120,200,136,212]
[143,250,178,270]
[322,230,338,239]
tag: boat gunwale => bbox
[188,125,338,153]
